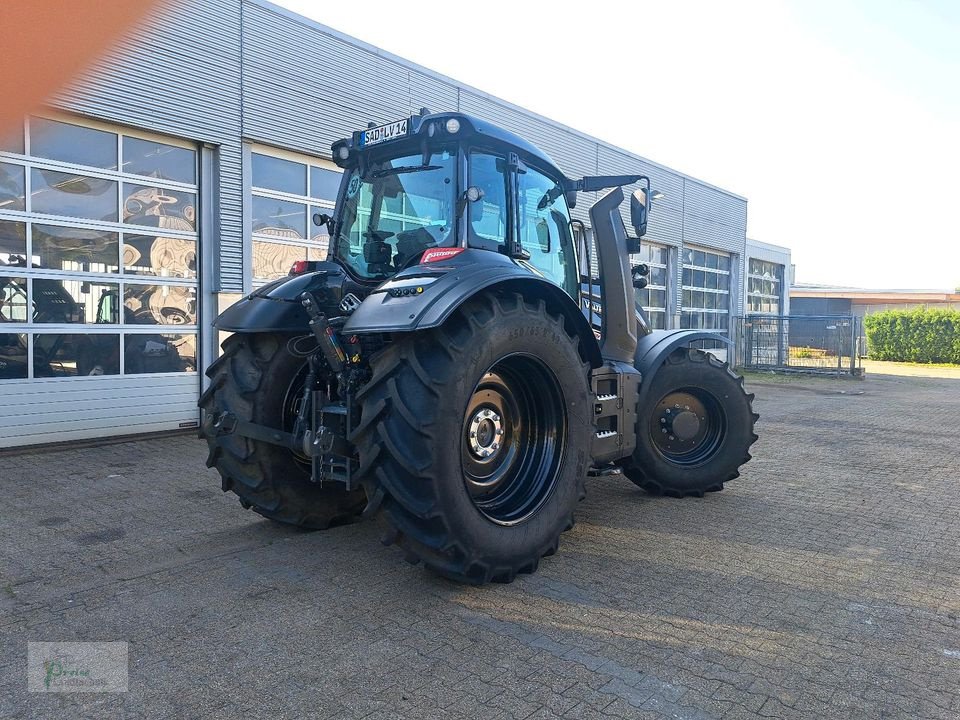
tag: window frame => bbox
[0,113,200,382]
[746,258,783,316]
[631,243,670,330]
[680,246,732,332]
[249,144,342,284]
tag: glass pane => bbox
[32,224,119,273]
[31,169,118,222]
[469,153,509,250]
[123,234,196,278]
[0,162,25,211]
[646,311,666,330]
[693,250,705,267]
[123,183,196,231]
[310,166,341,200]
[252,153,306,195]
[649,266,666,287]
[253,240,309,281]
[34,333,120,376]
[0,127,24,154]
[252,196,306,239]
[33,279,119,324]
[124,284,196,325]
[0,277,28,322]
[124,332,196,374]
[122,137,196,184]
[30,117,117,169]
[517,164,578,297]
[0,333,27,379]
[705,251,719,269]
[717,273,731,292]
[719,254,731,271]
[0,220,26,265]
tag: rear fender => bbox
[214,263,349,333]
[343,250,602,367]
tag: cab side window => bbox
[517,167,578,299]
[468,152,508,252]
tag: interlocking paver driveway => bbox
[1,372,958,719]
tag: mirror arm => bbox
[567,174,650,193]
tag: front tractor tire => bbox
[623,347,759,497]
[353,293,592,584]
[199,332,367,529]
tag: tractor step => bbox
[587,465,623,478]
[590,361,641,464]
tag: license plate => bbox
[360,119,408,147]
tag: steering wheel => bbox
[394,226,445,269]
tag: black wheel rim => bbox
[461,354,566,526]
[650,388,725,466]
[281,361,313,469]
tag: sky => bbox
[275,0,960,290]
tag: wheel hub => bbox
[665,409,700,440]
[460,356,566,526]
[468,407,504,459]
[651,390,723,463]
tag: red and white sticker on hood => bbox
[421,247,466,264]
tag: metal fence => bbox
[734,315,864,376]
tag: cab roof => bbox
[333,111,567,181]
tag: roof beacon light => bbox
[445,118,461,134]
[336,145,350,161]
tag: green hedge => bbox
[863,308,960,364]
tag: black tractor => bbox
[200,110,758,584]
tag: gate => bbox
[735,315,863,376]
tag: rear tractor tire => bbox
[199,332,367,529]
[623,347,759,497]
[353,292,593,584]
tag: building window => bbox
[747,258,783,315]
[680,247,731,331]
[250,148,341,282]
[632,243,669,329]
[0,115,198,381]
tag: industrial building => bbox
[0,0,790,447]
[790,285,960,318]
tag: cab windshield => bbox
[334,147,457,279]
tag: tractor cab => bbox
[319,111,581,301]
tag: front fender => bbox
[635,330,733,402]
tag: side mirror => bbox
[630,189,649,238]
